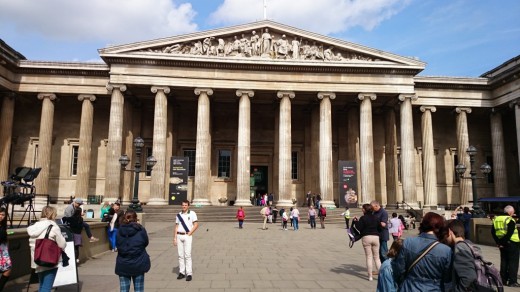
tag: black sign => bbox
[338,160,358,207]
[169,156,188,205]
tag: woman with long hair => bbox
[115,210,150,292]
[355,203,381,281]
[0,207,12,290]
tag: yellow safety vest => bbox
[493,215,520,242]
[344,210,350,219]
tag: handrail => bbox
[399,200,420,218]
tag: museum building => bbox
[0,20,519,208]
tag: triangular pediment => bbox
[99,20,425,69]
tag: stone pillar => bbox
[75,94,96,198]
[420,106,438,208]
[510,100,520,180]
[0,93,16,181]
[235,90,254,206]
[490,110,508,197]
[347,107,362,205]
[456,107,472,205]
[193,88,213,206]
[35,93,56,196]
[358,93,376,204]
[384,108,399,205]
[276,91,295,207]
[148,86,170,205]
[121,99,134,203]
[399,94,418,206]
[104,84,126,203]
[318,92,336,207]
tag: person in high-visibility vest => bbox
[491,205,520,287]
[341,206,351,229]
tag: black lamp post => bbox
[119,137,157,212]
[455,145,492,218]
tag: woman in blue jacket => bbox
[115,210,151,292]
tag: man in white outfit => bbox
[173,200,198,281]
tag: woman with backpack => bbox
[318,204,327,229]
[236,207,245,229]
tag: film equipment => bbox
[1,167,41,228]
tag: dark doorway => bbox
[250,166,268,205]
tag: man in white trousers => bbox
[173,200,199,281]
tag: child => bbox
[376,239,403,292]
[67,208,84,263]
[282,211,288,230]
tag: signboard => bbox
[53,225,78,289]
[338,160,358,207]
[169,156,188,205]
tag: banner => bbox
[169,156,188,205]
[338,160,358,207]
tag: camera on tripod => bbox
[1,167,42,227]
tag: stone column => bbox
[193,88,213,206]
[148,86,170,205]
[510,100,520,178]
[104,84,126,203]
[490,110,508,197]
[384,108,400,205]
[0,93,16,181]
[276,91,295,206]
[318,92,336,207]
[358,93,376,204]
[456,107,472,205]
[35,93,56,195]
[235,89,254,206]
[347,107,362,205]
[75,94,96,198]
[420,106,438,208]
[399,94,418,206]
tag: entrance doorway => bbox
[250,166,268,206]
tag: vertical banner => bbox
[169,156,188,205]
[338,160,358,207]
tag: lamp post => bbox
[119,137,157,212]
[455,145,492,218]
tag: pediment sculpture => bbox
[140,28,378,62]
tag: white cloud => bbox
[0,0,198,44]
[209,0,412,35]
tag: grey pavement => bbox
[6,220,519,292]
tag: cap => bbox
[74,198,84,205]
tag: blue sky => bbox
[0,0,518,77]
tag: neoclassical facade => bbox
[1,20,519,207]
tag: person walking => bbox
[174,200,199,282]
[318,204,327,229]
[308,206,317,229]
[115,210,151,292]
[291,206,300,231]
[260,205,269,230]
[341,206,351,229]
[355,203,381,281]
[27,206,67,292]
[272,206,279,223]
[0,207,12,290]
[388,213,404,241]
[371,200,389,262]
[236,206,245,229]
[491,205,520,287]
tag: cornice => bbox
[12,61,109,77]
[414,76,490,90]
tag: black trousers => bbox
[499,241,520,284]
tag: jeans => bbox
[83,222,93,238]
[238,220,243,228]
[379,240,389,262]
[309,216,316,229]
[38,268,58,292]
[119,274,145,292]
[292,218,299,230]
[108,228,118,250]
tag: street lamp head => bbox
[466,145,477,157]
[119,154,130,168]
[455,163,467,176]
[134,137,145,149]
[146,155,157,168]
[480,163,492,175]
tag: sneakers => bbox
[177,273,185,280]
[89,237,99,243]
[186,275,192,281]
[368,277,373,281]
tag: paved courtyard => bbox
[6,220,518,291]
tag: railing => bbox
[396,201,420,219]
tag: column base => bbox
[147,198,168,206]
[234,199,252,206]
[191,198,212,206]
[274,199,294,208]
[318,200,337,209]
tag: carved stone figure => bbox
[260,28,272,56]
[323,46,334,61]
[217,38,226,56]
[274,34,289,59]
[202,37,214,55]
[291,38,301,60]
[250,31,260,56]
[300,41,311,60]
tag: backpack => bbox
[237,210,244,218]
[320,207,326,217]
[457,240,504,292]
[347,220,362,248]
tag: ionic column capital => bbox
[194,88,213,96]
[358,93,376,101]
[317,92,336,100]
[277,91,295,99]
[398,94,417,102]
[37,93,57,101]
[151,86,170,94]
[78,94,96,102]
[455,107,472,114]
[420,106,436,113]
[236,90,254,98]
[509,99,520,108]
[106,83,127,93]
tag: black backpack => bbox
[347,221,362,248]
[457,240,504,292]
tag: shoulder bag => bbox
[403,241,439,279]
[34,225,62,267]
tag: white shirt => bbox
[176,210,198,233]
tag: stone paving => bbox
[5,220,519,291]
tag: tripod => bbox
[18,195,37,228]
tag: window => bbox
[291,151,298,180]
[454,154,460,183]
[218,150,231,178]
[71,145,79,176]
[183,149,196,176]
[397,151,402,183]
[486,155,494,184]
[145,147,153,177]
